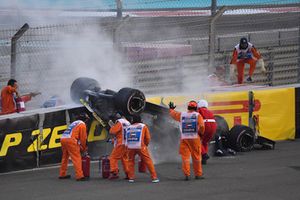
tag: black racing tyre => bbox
[114,88,146,115]
[213,115,230,154]
[70,77,100,103]
[214,115,230,138]
[228,125,255,152]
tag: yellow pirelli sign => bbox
[147,87,295,141]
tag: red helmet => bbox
[187,101,197,110]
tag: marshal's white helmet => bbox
[197,99,208,108]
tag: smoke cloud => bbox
[36,25,130,104]
[0,1,210,165]
[0,1,130,108]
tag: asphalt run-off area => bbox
[0,140,299,200]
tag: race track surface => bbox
[1,140,300,200]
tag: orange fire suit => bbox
[170,109,205,177]
[198,107,217,156]
[0,85,31,115]
[59,120,87,180]
[230,42,262,84]
[109,118,130,176]
[126,123,158,180]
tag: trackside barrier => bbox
[147,84,299,141]
[0,107,110,173]
[1,84,300,173]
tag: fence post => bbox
[211,0,217,16]
[113,15,130,51]
[267,47,274,86]
[36,113,45,168]
[10,23,29,79]
[116,0,123,19]
[208,6,227,74]
[248,91,255,130]
[298,18,300,83]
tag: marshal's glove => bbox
[108,120,115,127]
[169,101,176,109]
[258,58,266,74]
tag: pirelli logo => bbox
[210,100,261,114]
[206,99,261,127]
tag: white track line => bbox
[0,160,99,176]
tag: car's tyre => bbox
[214,115,230,138]
[114,88,146,115]
[70,77,100,103]
[212,115,230,155]
[228,125,255,152]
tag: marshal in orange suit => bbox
[230,37,265,84]
[169,100,205,180]
[59,113,89,181]
[126,115,159,183]
[108,116,131,179]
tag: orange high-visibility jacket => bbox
[1,85,33,115]
[109,118,130,147]
[1,85,17,114]
[61,121,87,152]
[230,43,261,65]
[126,123,151,148]
[169,109,205,137]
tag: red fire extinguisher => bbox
[15,97,26,112]
[100,155,110,179]
[138,158,147,173]
[82,154,90,178]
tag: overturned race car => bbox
[70,77,146,125]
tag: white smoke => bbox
[0,0,130,108]
[37,25,129,104]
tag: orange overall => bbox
[59,120,87,180]
[109,118,130,176]
[126,123,158,180]
[1,85,31,115]
[230,43,261,84]
[198,107,217,156]
[170,109,205,177]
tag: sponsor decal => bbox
[0,119,107,157]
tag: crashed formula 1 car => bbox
[70,77,147,125]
